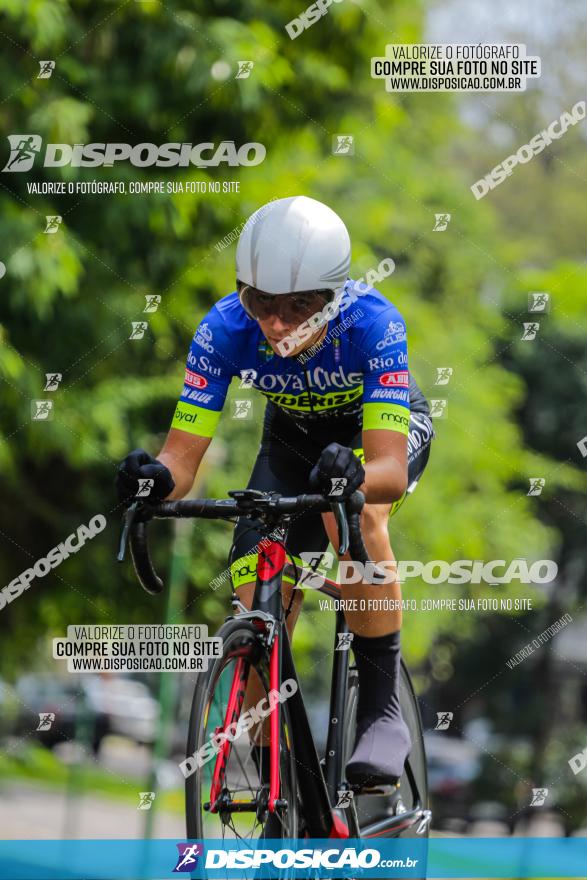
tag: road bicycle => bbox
[118,488,431,845]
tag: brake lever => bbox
[332,501,350,556]
[117,501,141,562]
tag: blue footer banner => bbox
[1,838,587,879]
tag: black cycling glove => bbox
[115,448,175,505]
[309,443,366,499]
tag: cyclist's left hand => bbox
[309,443,365,499]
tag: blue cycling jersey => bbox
[171,279,428,439]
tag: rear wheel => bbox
[186,618,299,841]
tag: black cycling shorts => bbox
[229,404,434,590]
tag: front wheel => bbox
[185,618,299,841]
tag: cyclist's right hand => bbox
[116,448,175,506]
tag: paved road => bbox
[0,782,184,840]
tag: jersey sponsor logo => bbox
[187,352,223,377]
[185,369,208,389]
[194,322,214,353]
[371,388,410,402]
[380,410,410,428]
[175,408,199,425]
[375,320,407,350]
[397,351,408,365]
[182,387,213,404]
[379,370,409,387]
[264,386,363,412]
[368,354,399,371]
[257,365,362,394]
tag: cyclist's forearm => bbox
[362,457,408,504]
[156,452,196,500]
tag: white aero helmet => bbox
[236,195,351,294]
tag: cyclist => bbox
[117,195,434,791]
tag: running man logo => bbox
[335,632,354,652]
[236,61,254,78]
[530,788,549,806]
[173,843,203,872]
[433,213,451,231]
[333,135,354,155]
[232,399,252,419]
[335,789,354,808]
[435,367,453,385]
[44,373,62,391]
[521,322,540,340]
[3,135,42,172]
[144,294,161,313]
[329,476,348,496]
[429,399,447,419]
[32,400,54,421]
[239,369,257,389]
[129,321,148,340]
[136,478,155,498]
[44,216,62,234]
[434,711,453,731]
[36,712,55,731]
[137,791,156,810]
[527,477,545,496]
[528,292,550,313]
[38,61,55,79]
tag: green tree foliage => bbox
[0,0,560,681]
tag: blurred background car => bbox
[15,674,158,754]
